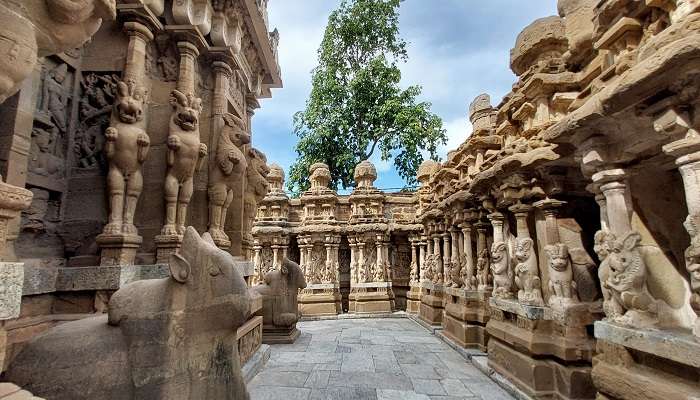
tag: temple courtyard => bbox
[248,318,514,400]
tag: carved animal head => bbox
[246,148,271,200]
[114,79,147,124]
[222,113,251,147]
[169,90,202,132]
[281,258,307,290]
[477,248,489,270]
[515,238,534,262]
[594,230,616,261]
[606,232,643,280]
[490,242,507,263]
[545,243,570,272]
[166,227,251,329]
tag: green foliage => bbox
[287,0,446,196]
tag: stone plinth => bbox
[237,316,263,367]
[486,298,600,400]
[442,287,491,352]
[419,280,445,327]
[153,234,183,264]
[299,283,342,317]
[592,321,700,400]
[406,284,421,314]
[95,234,143,266]
[349,281,395,314]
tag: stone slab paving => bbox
[248,318,515,400]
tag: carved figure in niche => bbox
[322,256,335,283]
[42,64,69,135]
[6,227,252,400]
[29,127,63,177]
[490,242,513,299]
[309,250,324,284]
[594,230,624,319]
[460,253,475,289]
[207,113,249,244]
[161,90,207,236]
[514,238,543,305]
[424,254,435,282]
[260,247,273,279]
[451,255,463,288]
[409,258,418,283]
[682,214,700,334]
[545,243,578,307]
[364,245,376,282]
[599,231,658,326]
[103,80,149,236]
[253,258,307,343]
[243,147,271,236]
[477,249,492,291]
[75,73,117,168]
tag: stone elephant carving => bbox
[6,227,252,400]
[253,258,307,343]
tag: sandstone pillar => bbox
[461,223,475,290]
[97,21,154,266]
[155,40,202,262]
[509,203,543,306]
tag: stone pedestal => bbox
[486,298,599,400]
[349,282,394,314]
[96,234,143,266]
[419,280,445,326]
[0,262,23,372]
[154,234,182,264]
[442,287,490,351]
[406,284,421,314]
[237,316,263,367]
[592,321,700,400]
[298,283,342,316]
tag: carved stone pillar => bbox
[443,231,452,286]
[410,239,418,284]
[349,238,357,284]
[450,227,460,287]
[97,21,155,266]
[476,223,491,291]
[156,39,205,262]
[253,242,263,283]
[433,234,443,284]
[488,212,512,299]
[375,237,384,282]
[419,238,426,279]
[509,203,543,306]
[592,169,632,236]
[358,242,366,283]
[460,222,474,290]
[664,134,700,337]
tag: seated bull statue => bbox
[6,227,252,400]
[253,258,307,343]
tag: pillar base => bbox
[486,298,599,399]
[299,284,342,316]
[349,282,394,314]
[95,234,143,266]
[488,338,594,400]
[262,326,301,345]
[419,280,444,327]
[406,284,421,314]
[154,234,183,264]
[442,287,490,352]
[592,321,700,400]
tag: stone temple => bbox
[0,0,698,399]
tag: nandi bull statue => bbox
[6,227,252,400]
[253,258,307,343]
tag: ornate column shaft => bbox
[593,169,632,237]
[433,235,443,283]
[461,223,475,290]
[510,203,543,305]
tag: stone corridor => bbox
[248,318,514,400]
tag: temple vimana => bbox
[0,0,698,399]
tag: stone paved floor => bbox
[248,318,515,400]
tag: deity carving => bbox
[460,253,475,290]
[451,255,463,288]
[161,90,207,236]
[29,127,63,177]
[424,254,435,282]
[207,113,249,245]
[683,213,700,335]
[477,248,492,291]
[41,64,69,134]
[514,238,544,305]
[102,80,150,236]
[244,148,271,236]
[595,231,658,327]
[75,73,118,169]
[490,242,513,299]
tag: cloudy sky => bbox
[252,0,558,192]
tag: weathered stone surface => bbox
[5,228,252,400]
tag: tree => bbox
[287,0,446,195]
